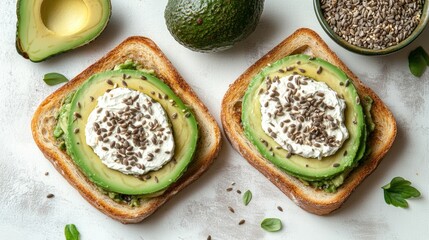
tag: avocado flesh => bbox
[164,0,264,52]
[63,69,198,195]
[16,0,111,62]
[242,54,365,182]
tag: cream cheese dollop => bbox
[85,88,174,175]
[259,74,348,159]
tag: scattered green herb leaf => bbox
[416,46,429,65]
[409,47,429,77]
[261,218,282,232]
[65,224,80,240]
[382,177,421,208]
[43,72,69,86]
[243,190,252,206]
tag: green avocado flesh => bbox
[16,0,111,62]
[242,54,368,191]
[57,69,198,195]
[164,0,264,52]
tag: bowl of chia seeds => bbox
[314,0,429,55]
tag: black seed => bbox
[122,80,128,87]
[238,219,245,225]
[106,79,114,85]
[141,76,147,80]
[228,206,235,213]
[74,128,79,134]
[333,163,340,168]
[277,206,283,212]
[47,193,55,198]
[345,80,350,87]
[226,187,233,192]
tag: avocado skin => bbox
[242,54,367,191]
[164,0,264,52]
[16,0,112,62]
[59,69,198,195]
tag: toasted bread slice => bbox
[221,28,396,215]
[32,37,221,223]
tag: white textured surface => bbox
[1,0,428,239]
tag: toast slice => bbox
[221,28,396,215]
[32,37,221,223]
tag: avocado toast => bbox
[221,28,396,215]
[32,37,221,223]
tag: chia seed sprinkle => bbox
[87,88,174,175]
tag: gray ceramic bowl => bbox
[314,0,429,55]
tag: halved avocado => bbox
[65,69,198,195]
[16,0,111,62]
[242,54,365,181]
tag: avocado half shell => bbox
[16,0,112,62]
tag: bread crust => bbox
[31,37,221,223]
[221,28,397,215]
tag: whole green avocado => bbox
[164,0,264,52]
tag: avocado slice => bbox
[64,69,198,195]
[164,0,264,52]
[242,54,365,182]
[16,0,111,62]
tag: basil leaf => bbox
[65,224,80,240]
[409,47,428,77]
[382,177,421,208]
[243,190,252,206]
[44,72,69,86]
[261,218,282,232]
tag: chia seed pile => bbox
[321,0,423,49]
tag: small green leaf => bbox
[243,190,252,206]
[261,218,282,232]
[409,47,428,77]
[382,176,421,208]
[415,46,429,65]
[43,72,69,86]
[65,224,80,240]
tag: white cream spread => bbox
[85,88,174,175]
[260,74,348,159]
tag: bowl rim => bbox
[313,0,429,55]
